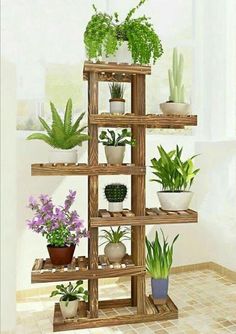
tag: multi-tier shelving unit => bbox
[31,61,198,332]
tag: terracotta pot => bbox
[109,98,125,115]
[78,300,87,318]
[47,244,75,265]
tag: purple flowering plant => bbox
[27,190,88,247]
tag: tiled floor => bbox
[16,270,236,334]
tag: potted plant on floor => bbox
[104,183,127,212]
[27,98,90,163]
[27,190,89,265]
[100,227,130,264]
[150,145,199,211]
[99,129,136,164]
[84,0,163,64]
[160,48,191,116]
[146,230,179,304]
[109,83,125,115]
[50,280,88,319]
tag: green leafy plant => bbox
[109,83,125,99]
[100,226,130,246]
[146,230,179,279]
[50,280,88,306]
[104,184,127,202]
[27,98,90,149]
[168,48,185,103]
[150,145,200,192]
[84,0,163,64]
[99,129,135,147]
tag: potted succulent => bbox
[104,183,127,212]
[27,98,90,163]
[84,0,163,64]
[100,227,130,264]
[109,83,125,115]
[27,190,89,265]
[160,48,191,116]
[99,129,136,164]
[146,230,179,304]
[150,145,200,211]
[50,280,88,319]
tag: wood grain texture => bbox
[83,61,151,76]
[84,72,132,83]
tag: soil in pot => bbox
[104,242,126,264]
[47,244,75,265]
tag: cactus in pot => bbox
[104,183,127,212]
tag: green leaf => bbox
[27,133,55,147]
[64,98,73,135]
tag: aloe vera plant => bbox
[100,226,130,246]
[168,48,185,103]
[109,83,125,99]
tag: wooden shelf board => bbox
[31,163,145,176]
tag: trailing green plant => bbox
[168,48,185,103]
[109,83,125,99]
[50,280,88,306]
[27,98,90,149]
[84,0,163,64]
[100,226,130,246]
[104,184,127,202]
[146,230,179,279]
[99,129,135,146]
[150,145,200,192]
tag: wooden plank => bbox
[84,71,132,83]
[83,61,151,76]
[99,298,132,309]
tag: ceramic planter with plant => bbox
[100,227,130,264]
[27,98,90,163]
[160,48,191,116]
[50,280,88,319]
[99,129,135,164]
[146,230,179,304]
[109,83,125,115]
[84,0,163,64]
[105,183,127,212]
[150,145,199,211]
[27,190,89,265]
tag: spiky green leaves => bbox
[100,226,130,245]
[104,183,127,202]
[109,83,125,99]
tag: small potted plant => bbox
[100,227,130,264]
[104,183,127,212]
[50,280,88,319]
[109,83,125,115]
[27,190,89,265]
[160,48,191,116]
[146,230,179,304]
[99,129,136,164]
[150,145,199,211]
[27,98,90,163]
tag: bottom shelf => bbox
[53,296,178,331]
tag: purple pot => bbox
[151,277,169,299]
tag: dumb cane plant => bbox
[168,48,185,103]
[100,226,130,246]
[50,281,88,306]
[99,129,136,147]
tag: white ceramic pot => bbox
[49,149,77,163]
[110,99,125,115]
[104,242,126,264]
[157,191,193,211]
[105,145,125,164]
[160,102,191,116]
[60,299,79,319]
[108,201,123,212]
[103,42,132,64]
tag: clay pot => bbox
[47,244,75,265]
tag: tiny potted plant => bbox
[100,227,130,264]
[146,230,179,304]
[99,129,135,164]
[27,98,90,163]
[150,145,199,211]
[27,190,89,265]
[104,183,127,212]
[50,280,88,319]
[160,48,191,116]
[109,83,125,115]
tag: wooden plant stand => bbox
[31,61,198,331]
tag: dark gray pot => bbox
[151,277,169,299]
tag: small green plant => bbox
[146,230,179,279]
[109,83,125,99]
[50,281,88,306]
[105,184,127,202]
[168,48,185,103]
[150,145,200,192]
[27,98,90,149]
[99,129,135,146]
[100,226,130,246]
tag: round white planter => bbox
[104,242,126,264]
[49,149,77,163]
[157,191,193,211]
[103,42,132,64]
[108,201,123,212]
[160,102,191,116]
[105,145,125,164]
[60,299,79,319]
[110,99,125,115]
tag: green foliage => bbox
[146,230,179,279]
[27,98,90,149]
[104,183,127,202]
[50,281,88,306]
[99,129,136,147]
[168,48,185,103]
[100,226,130,245]
[150,145,200,192]
[109,83,125,99]
[84,0,163,64]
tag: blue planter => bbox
[151,277,169,300]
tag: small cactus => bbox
[168,48,185,103]
[104,184,127,203]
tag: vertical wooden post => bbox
[131,74,146,314]
[88,71,99,318]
